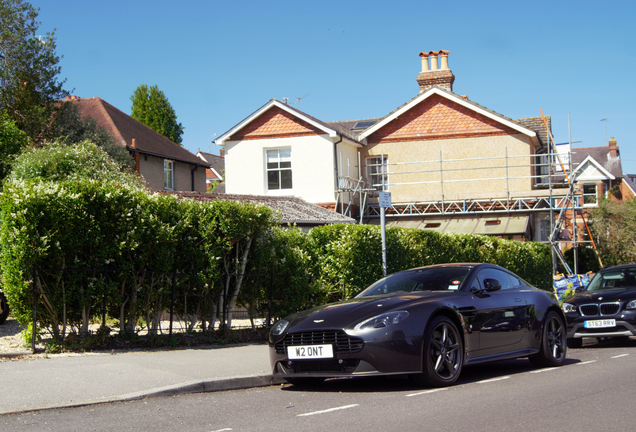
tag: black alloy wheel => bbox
[529,311,567,367]
[0,292,8,325]
[413,316,463,387]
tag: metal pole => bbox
[380,206,387,277]
[569,113,578,274]
[32,266,38,354]
[102,265,108,327]
[268,272,273,327]
[169,268,176,336]
[439,151,444,212]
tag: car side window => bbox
[477,268,514,290]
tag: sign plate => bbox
[379,192,392,208]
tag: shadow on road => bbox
[280,356,581,393]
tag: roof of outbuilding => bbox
[69,97,208,167]
[197,151,225,177]
[160,191,356,225]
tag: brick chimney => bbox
[417,50,455,92]
[609,137,619,158]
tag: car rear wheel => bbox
[285,377,325,387]
[567,337,582,348]
[529,311,567,367]
[412,316,463,387]
[0,292,9,325]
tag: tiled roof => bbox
[571,145,623,178]
[161,191,355,225]
[514,116,551,149]
[71,97,208,167]
[197,151,225,178]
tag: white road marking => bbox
[297,404,359,417]
[477,376,510,384]
[406,388,448,397]
[611,354,629,359]
[210,429,232,432]
[575,360,596,365]
[530,367,558,374]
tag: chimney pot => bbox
[131,138,136,149]
[439,50,450,70]
[429,51,439,70]
[419,52,430,72]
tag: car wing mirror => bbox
[483,278,502,292]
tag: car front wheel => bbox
[413,316,463,387]
[0,292,9,325]
[529,311,567,367]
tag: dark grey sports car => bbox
[269,263,567,387]
[562,264,636,348]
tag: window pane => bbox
[268,171,280,190]
[279,149,291,160]
[280,169,293,189]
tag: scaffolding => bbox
[335,140,600,275]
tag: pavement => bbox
[0,343,281,416]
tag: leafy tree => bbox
[0,0,68,142]
[589,198,636,267]
[51,101,135,170]
[8,140,142,187]
[130,84,184,144]
[0,110,27,180]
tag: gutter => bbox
[191,163,200,192]
[333,134,343,188]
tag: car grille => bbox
[579,302,620,317]
[275,330,364,355]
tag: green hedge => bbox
[0,178,273,337]
[1,177,552,335]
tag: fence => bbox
[28,265,279,353]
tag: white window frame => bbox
[366,156,389,191]
[164,159,174,190]
[265,148,292,193]
[582,183,598,207]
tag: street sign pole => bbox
[379,192,391,277]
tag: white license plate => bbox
[287,344,334,359]
[584,319,616,329]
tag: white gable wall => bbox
[225,134,357,203]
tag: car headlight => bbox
[270,319,289,336]
[354,311,409,331]
[562,303,578,313]
[626,300,636,310]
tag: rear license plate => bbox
[584,319,616,328]
[287,344,334,359]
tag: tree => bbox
[8,140,142,187]
[51,101,135,170]
[0,110,28,180]
[589,198,636,267]
[0,0,68,142]
[130,84,184,144]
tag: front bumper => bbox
[565,310,636,339]
[269,329,423,379]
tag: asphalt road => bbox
[2,339,635,432]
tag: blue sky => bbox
[32,1,636,172]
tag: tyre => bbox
[0,292,9,325]
[285,377,325,387]
[567,337,582,349]
[412,316,463,387]
[529,311,567,367]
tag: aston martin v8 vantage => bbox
[269,263,567,387]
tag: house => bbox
[196,150,225,193]
[546,137,633,247]
[215,51,612,242]
[68,96,209,193]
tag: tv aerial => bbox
[283,94,309,105]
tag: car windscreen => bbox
[356,267,472,297]
[587,267,636,291]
